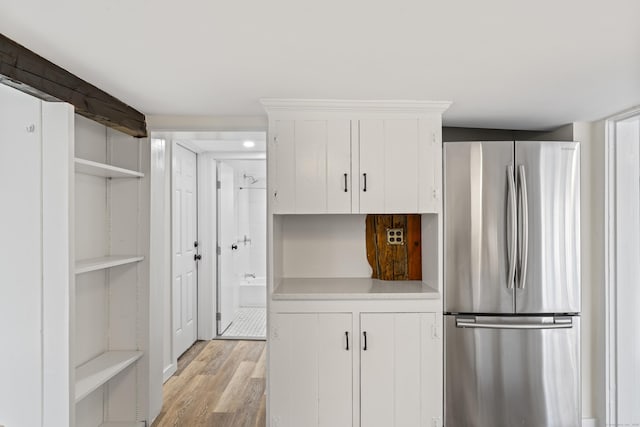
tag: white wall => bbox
[249,188,268,278]
[225,160,267,281]
[147,115,267,133]
[280,215,372,279]
[574,121,606,425]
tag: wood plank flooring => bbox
[152,340,266,427]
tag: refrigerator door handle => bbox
[507,165,517,289]
[518,164,529,289]
[455,317,573,329]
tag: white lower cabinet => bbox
[271,313,353,427]
[360,312,442,427]
[270,311,442,427]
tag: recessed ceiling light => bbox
[243,140,255,148]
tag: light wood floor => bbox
[152,340,266,427]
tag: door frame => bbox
[604,106,640,426]
[150,126,268,383]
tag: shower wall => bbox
[224,160,266,307]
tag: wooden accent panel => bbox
[407,215,422,279]
[0,33,147,138]
[366,214,422,280]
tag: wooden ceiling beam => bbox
[0,33,147,138]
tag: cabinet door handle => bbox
[363,173,367,192]
[345,331,349,350]
[344,173,348,192]
[363,331,368,351]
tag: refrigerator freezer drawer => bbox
[445,315,580,427]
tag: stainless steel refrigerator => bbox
[443,141,581,427]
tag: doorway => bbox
[159,130,267,381]
[217,159,267,338]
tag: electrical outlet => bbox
[386,228,404,245]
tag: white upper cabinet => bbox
[263,100,450,214]
[273,119,352,214]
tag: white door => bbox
[172,144,198,358]
[360,312,442,427]
[270,312,353,427]
[217,162,239,334]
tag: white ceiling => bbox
[1,0,639,130]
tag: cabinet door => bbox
[358,119,385,213]
[273,120,351,213]
[326,120,352,213]
[359,119,420,213]
[418,117,442,213]
[360,312,442,427]
[295,120,328,213]
[272,120,296,213]
[270,313,353,427]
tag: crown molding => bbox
[260,98,452,115]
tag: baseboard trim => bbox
[163,362,177,383]
[582,418,597,427]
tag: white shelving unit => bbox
[75,351,144,402]
[73,115,150,427]
[75,158,144,178]
[75,256,145,274]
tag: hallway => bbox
[152,340,266,426]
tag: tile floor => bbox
[221,307,266,338]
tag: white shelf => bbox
[75,255,144,274]
[75,158,144,178]
[75,351,143,403]
[273,277,440,300]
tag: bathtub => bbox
[239,276,266,307]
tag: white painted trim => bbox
[147,115,268,133]
[162,363,177,383]
[201,152,266,160]
[604,106,640,427]
[582,418,597,427]
[166,141,178,379]
[604,114,616,427]
[41,102,74,427]
[149,137,168,422]
[197,154,217,340]
[260,98,452,114]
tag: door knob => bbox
[194,254,202,261]
[231,244,238,250]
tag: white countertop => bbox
[273,277,440,300]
